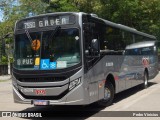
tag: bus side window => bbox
[154,45,158,55]
[125,48,140,55]
[141,47,154,55]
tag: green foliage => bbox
[9,57,14,63]
[0,56,8,65]
[1,0,160,65]
[1,0,160,39]
[42,0,160,41]
[45,0,79,12]
[0,0,48,63]
[1,0,48,38]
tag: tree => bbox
[42,0,79,12]
[0,0,160,64]
[0,0,48,64]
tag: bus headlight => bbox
[69,78,81,91]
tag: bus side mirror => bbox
[91,39,99,52]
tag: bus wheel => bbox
[142,72,148,89]
[97,81,114,107]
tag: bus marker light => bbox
[99,80,106,88]
[99,83,102,88]
[114,76,119,80]
[103,80,106,84]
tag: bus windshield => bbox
[14,28,81,70]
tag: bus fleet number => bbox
[24,22,36,29]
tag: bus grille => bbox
[18,77,66,82]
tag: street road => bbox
[0,73,160,120]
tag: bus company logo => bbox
[142,57,149,67]
[35,89,46,95]
[17,59,21,66]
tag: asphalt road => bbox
[0,73,160,120]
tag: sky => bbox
[0,0,4,21]
[0,9,4,21]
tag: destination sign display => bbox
[17,15,75,29]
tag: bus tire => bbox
[97,81,114,107]
[142,71,148,89]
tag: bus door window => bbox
[83,19,101,69]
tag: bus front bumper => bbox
[12,83,89,105]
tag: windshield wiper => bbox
[48,26,61,41]
[25,30,32,43]
[48,26,61,54]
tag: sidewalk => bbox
[0,75,11,81]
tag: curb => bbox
[0,75,11,81]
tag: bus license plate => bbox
[34,100,48,106]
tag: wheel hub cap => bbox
[104,88,111,100]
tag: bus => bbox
[12,12,159,106]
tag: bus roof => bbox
[16,12,79,22]
[16,12,156,40]
[125,41,156,49]
[80,12,156,40]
